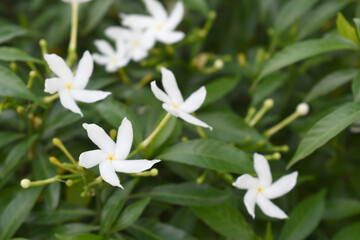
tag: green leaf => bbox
[279,190,326,240]
[252,72,287,105]
[148,182,230,206]
[256,39,354,83]
[0,132,24,148]
[82,0,114,34]
[112,197,151,231]
[288,102,360,168]
[0,25,27,44]
[354,18,360,40]
[352,71,360,102]
[0,66,42,104]
[0,47,42,63]
[100,179,138,234]
[305,68,358,102]
[97,100,143,146]
[192,203,260,240]
[158,139,253,174]
[0,187,43,240]
[182,0,209,17]
[203,76,241,107]
[324,198,360,220]
[0,136,38,189]
[333,222,360,240]
[55,233,103,240]
[33,223,99,240]
[337,13,359,43]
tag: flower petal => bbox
[82,123,115,154]
[112,159,160,173]
[178,111,212,130]
[156,31,184,44]
[256,194,288,219]
[162,103,179,117]
[99,161,123,188]
[132,48,148,62]
[71,89,111,103]
[144,0,167,21]
[150,81,172,104]
[115,117,133,160]
[244,189,257,219]
[254,153,272,187]
[92,53,109,65]
[73,51,93,89]
[180,86,206,113]
[232,174,260,190]
[44,78,64,94]
[165,1,184,30]
[141,29,156,49]
[44,54,73,82]
[264,172,298,200]
[121,13,154,29]
[161,67,183,105]
[79,149,107,168]
[94,40,115,56]
[105,26,131,41]
[59,90,83,116]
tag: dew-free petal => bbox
[82,123,116,154]
[165,1,184,30]
[178,111,212,130]
[264,172,298,200]
[180,86,206,113]
[115,118,133,160]
[161,67,183,105]
[71,89,111,103]
[144,0,167,21]
[112,159,160,173]
[74,51,93,89]
[79,149,107,168]
[99,161,123,188]
[244,189,257,219]
[256,194,288,219]
[233,174,260,190]
[254,153,272,187]
[150,81,172,104]
[44,54,74,82]
[59,90,82,116]
[157,31,185,44]
[44,78,64,94]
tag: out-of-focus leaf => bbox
[333,222,360,240]
[0,25,27,44]
[182,0,209,17]
[279,190,326,240]
[256,39,354,83]
[158,139,253,174]
[337,13,359,43]
[354,18,360,39]
[148,182,230,206]
[192,203,260,240]
[100,179,138,234]
[305,68,357,102]
[0,132,24,148]
[112,197,151,231]
[252,72,287,105]
[82,0,114,34]
[0,47,42,63]
[31,223,99,240]
[324,198,360,220]
[0,187,43,240]
[352,71,360,102]
[288,102,360,168]
[55,233,102,240]
[203,76,241,107]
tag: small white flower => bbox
[79,118,160,188]
[232,153,298,219]
[92,40,130,72]
[62,0,92,3]
[151,67,212,130]
[105,26,155,62]
[121,0,185,44]
[44,51,111,116]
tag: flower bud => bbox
[20,179,31,189]
[66,179,73,187]
[150,168,158,176]
[264,98,274,109]
[214,59,224,69]
[296,103,309,116]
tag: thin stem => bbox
[118,68,130,85]
[134,73,154,89]
[263,112,300,138]
[52,138,80,168]
[67,1,79,66]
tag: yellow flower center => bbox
[65,83,73,90]
[107,154,115,161]
[156,24,163,31]
[257,186,264,194]
[112,58,118,64]
[133,41,140,47]
[172,103,179,108]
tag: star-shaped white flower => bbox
[105,26,155,62]
[79,118,161,188]
[121,0,185,44]
[151,67,212,130]
[44,51,111,116]
[233,153,298,219]
[92,40,130,72]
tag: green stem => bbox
[263,112,300,138]
[66,1,79,66]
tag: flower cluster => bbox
[93,0,184,72]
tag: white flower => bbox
[105,26,155,62]
[121,0,185,44]
[92,40,130,72]
[79,118,161,188]
[151,67,212,130]
[44,51,111,116]
[232,153,298,219]
[62,0,92,3]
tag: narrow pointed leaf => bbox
[0,25,27,44]
[0,132,24,148]
[333,222,360,240]
[203,76,241,107]
[336,13,359,43]
[0,47,42,63]
[324,198,360,220]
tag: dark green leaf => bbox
[82,0,114,34]
[0,47,42,63]
[182,0,209,16]
[333,222,360,240]
[55,233,102,240]
[324,198,360,220]
[352,71,360,102]
[0,25,27,44]
[0,132,24,148]
[203,76,241,107]
[354,18,360,39]
[252,72,287,106]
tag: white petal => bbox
[121,13,154,29]
[105,26,131,41]
[232,174,260,190]
[161,67,183,105]
[92,53,109,65]
[82,123,115,154]
[99,161,123,188]
[254,153,272,187]
[156,31,184,44]
[73,51,93,89]
[264,172,298,200]
[244,189,257,219]
[144,0,167,21]
[71,89,111,103]
[112,159,160,173]
[141,29,157,49]
[44,78,64,94]
[150,81,172,104]
[180,86,206,113]
[94,40,115,56]
[59,90,83,116]
[165,1,184,30]
[132,48,148,62]
[105,63,120,73]
[79,149,107,168]
[162,103,179,117]
[115,118,133,160]
[178,111,212,130]
[44,54,73,82]
[256,194,288,219]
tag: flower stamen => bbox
[133,41,140,47]
[257,186,264,194]
[66,83,73,90]
[172,103,179,108]
[156,24,163,31]
[107,154,115,161]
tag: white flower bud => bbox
[214,59,224,69]
[264,98,274,108]
[296,103,309,116]
[20,179,31,189]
